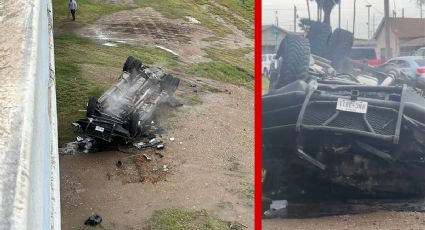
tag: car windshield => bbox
[415,59,425,66]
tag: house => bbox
[374,18,425,60]
[262,24,304,54]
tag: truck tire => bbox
[128,113,140,138]
[274,35,311,90]
[123,56,142,72]
[327,28,354,72]
[307,21,332,57]
[86,96,97,117]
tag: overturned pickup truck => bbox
[263,26,425,201]
[74,56,180,143]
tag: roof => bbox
[373,17,425,39]
[262,24,304,36]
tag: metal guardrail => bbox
[0,0,60,229]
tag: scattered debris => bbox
[155,45,179,56]
[84,214,102,226]
[270,200,288,211]
[185,16,200,24]
[163,165,168,172]
[59,136,96,155]
[143,154,152,161]
[169,137,175,141]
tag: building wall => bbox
[262,27,286,54]
[375,28,399,61]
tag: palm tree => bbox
[316,0,340,26]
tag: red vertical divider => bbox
[254,0,262,229]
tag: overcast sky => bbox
[262,0,425,39]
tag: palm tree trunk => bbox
[323,8,331,25]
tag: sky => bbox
[262,0,425,39]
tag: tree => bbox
[298,18,314,33]
[315,0,340,26]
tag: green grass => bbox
[52,0,136,26]
[134,0,253,39]
[207,5,253,38]
[55,35,179,145]
[188,47,254,86]
[145,208,242,230]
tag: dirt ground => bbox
[262,211,425,230]
[60,77,254,229]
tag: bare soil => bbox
[262,211,425,230]
[60,77,254,229]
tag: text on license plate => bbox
[95,126,105,132]
[336,98,368,113]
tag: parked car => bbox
[350,47,382,66]
[376,56,425,90]
[414,47,425,56]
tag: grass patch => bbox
[188,47,253,86]
[134,0,229,38]
[134,0,252,39]
[262,77,269,94]
[207,5,253,38]
[214,0,254,22]
[52,0,135,27]
[55,35,179,145]
[145,208,243,230]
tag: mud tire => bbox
[274,35,311,90]
[307,21,332,57]
[86,96,97,117]
[123,56,142,72]
[327,28,354,72]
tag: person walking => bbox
[68,0,77,21]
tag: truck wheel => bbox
[274,35,311,89]
[123,56,142,72]
[128,113,140,138]
[307,21,332,57]
[86,96,97,117]
[327,28,354,72]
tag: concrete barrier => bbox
[0,0,60,229]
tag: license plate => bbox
[336,98,368,113]
[95,126,105,132]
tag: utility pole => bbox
[294,5,297,32]
[275,10,278,27]
[384,0,391,60]
[421,1,423,19]
[373,14,375,37]
[402,8,404,18]
[307,0,311,20]
[353,0,357,35]
[339,0,341,29]
[366,4,372,39]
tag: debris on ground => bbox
[84,214,102,226]
[263,20,425,217]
